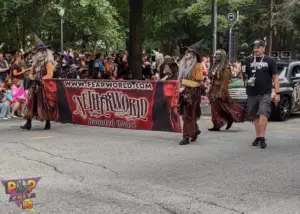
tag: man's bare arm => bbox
[0,67,9,73]
[273,74,280,92]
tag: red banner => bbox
[45,79,182,133]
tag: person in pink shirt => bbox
[10,78,27,117]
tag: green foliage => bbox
[0,0,125,52]
[0,0,299,53]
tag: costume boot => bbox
[208,126,220,131]
[44,121,51,130]
[20,119,32,130]
[190,130,201,142]
[226,120,233,130]
[179,138,190,145]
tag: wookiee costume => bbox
[159,55,178,80]
[178,40,205,145]
[21,35,58,130]
[208,49,246,131]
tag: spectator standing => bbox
[105,57,117,79]
[4,52,13,65]
[93,53,105,79]
[231,62,242,78]
[0,53,10,83]
[87,53,95,78]
[11,54,31,89]
[20,53,31,90]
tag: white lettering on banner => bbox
[72,90,149,121]
[87,118,115,127]
[250,62,268,70]
[87,118,137,129]
[63,80,153,90]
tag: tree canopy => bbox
[0,0,299,53]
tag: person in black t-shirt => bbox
[0,53,10,83]
[244,39,280,149]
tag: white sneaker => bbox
[0,117,8,120]
[6,115,11,119]
[11,114,17,118]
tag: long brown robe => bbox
[23,61,58,121]
[208,65,246,129]
[179,63,205,139]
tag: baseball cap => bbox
[252,39,265,47]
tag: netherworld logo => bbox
[72,90,149,120]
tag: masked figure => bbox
[208,49,246,131]
[153,50,164,72]
[177,40,205,145]
[21,35,58,130]
[159,56,178,80]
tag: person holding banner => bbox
[159,55,179,81]
[178,40,206,145]
[21,35,58,130]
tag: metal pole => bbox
[211,0,217,54]
[228,11,239,63]
[229,28,232,63]
[61,18,64,53]
[268,0,274,55]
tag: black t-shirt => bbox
[87,60,94,76]
[0,60,9,80]
[245,55,277,96]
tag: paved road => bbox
[1,117,300,214]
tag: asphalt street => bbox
[1,115,300,214]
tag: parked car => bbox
[228,60,300,121]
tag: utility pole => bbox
[228,11,239,63]
[58,8,65,54]
[268,0,274,55]
[61,18,64,53]
[211,0,217,55]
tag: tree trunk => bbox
[128,0,143,80]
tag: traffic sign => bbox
[227,13,236,22]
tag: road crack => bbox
[154,203,177,214]
[8,151,84,182]
[111,187,242,213]
[22,156,63,174]
[195,198,244,213]
[20,155,84,183]
[108,186,178,214]
[11,141,119,175]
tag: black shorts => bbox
[247,94,271,121]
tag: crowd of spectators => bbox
[0,47,244,120]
